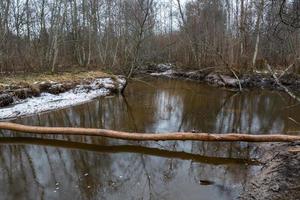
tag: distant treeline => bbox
[0,0,299,74]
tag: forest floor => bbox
[0,70,110,88]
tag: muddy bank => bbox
[0,76,126,119]
[142,64,300,91]
[239,142,300,200]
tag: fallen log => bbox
[288,148,300,153]
[1,122,300,143]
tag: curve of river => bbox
[0,77,300,200]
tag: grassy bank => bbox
[0,70,112,90]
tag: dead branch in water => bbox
[1,122,300,143]
[267,64,300,102]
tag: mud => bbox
[240,142,300,200]
[0,94,13,107]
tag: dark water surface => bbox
[1,77,300,200]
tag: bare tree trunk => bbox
[240,0,245,57]
[51,34,58,73]
[252,0,264,69]
[127,0,154,78]
[176,0,200,67]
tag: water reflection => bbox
[0,77,299,200]
[0,139,255,200]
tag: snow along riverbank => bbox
[0,77,126,120]
[141,63,300,92]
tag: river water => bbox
[0,77,299,200]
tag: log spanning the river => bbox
[0,122,300,143]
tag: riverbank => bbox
[239,142,300,200]
[141,64,300,92]
[0,70,126,119]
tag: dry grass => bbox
[0,71,113,89]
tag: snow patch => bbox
[0,77,126,120]
[150,69,175,76]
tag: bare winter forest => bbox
[0,0,299,74]
[2,1,300,200]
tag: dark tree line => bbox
[0,0,299,74]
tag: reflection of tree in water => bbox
[214,90,290,134]
[1,78,298,199]
[44,78,297,135]
[0,136,258,200]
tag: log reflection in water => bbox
[0,139,257,200]
[0,137,259,165]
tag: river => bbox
[0,77,299,200]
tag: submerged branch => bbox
[1,122,300,143]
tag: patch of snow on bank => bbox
[150,69,174,76]
[116,77,127,90]
[0,78,124,120]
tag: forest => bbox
[0,0,299,75]
[1,1,300,200]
